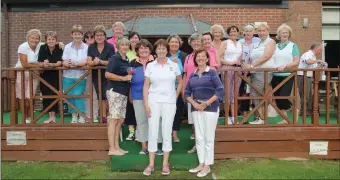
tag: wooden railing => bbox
[1,67,339,127]
[219,68,340,128]
[1,67,107,127]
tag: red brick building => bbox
[1,0,339,68]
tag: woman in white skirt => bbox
[185,49,224,177]
[142,39,183,176]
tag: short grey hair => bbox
[256,22,270,31]
[188,33,203,46]
[276,23,292,40]
[243,24,256,32]
[310,42,321,50]
[116,37,130,50]
[26,29,42,41]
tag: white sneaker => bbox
[93,118,99,123]
[228,117,234,125]
[249,119,264,124]
[78,117,86,123]
[25,119,31,124]
[71,116,78,123]
[190,134,195,140]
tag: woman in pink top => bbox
[107,21,125,51]
[183,33,202,154]
[211,24,225,57]
[202,32,219,70]
[217,25,243,125]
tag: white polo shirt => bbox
[145,58,181,104]
[15,42,41,68]
[297,50,317,77]
[62,41,88,79]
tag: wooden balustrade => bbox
[1,67,339,127]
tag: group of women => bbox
[15,20,317,177]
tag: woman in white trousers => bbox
[142,39,183,176]
[185,49,224,178]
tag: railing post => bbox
[312,70,320,126]
[224,71,229,126]
[9,70,17,125]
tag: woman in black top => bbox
[38,31,63,123]
[87,25,115,123]
[105,37,132,156]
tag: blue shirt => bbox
[167,50,186,88]
[184,67,224,112]
[106,52,130,96]
[130,58,154,100]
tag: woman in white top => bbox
[143,39,183,176]
[217,25,243,125]
[273,23,300,124]
[243,23,276,125]
[62,25,88,124]
[15,29,42,124]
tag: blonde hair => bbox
[276,23,292,40]
[44,31,57,41]
[116,37,130,50]
[188,33,203,46]
[71,25,83,34]
[167,34,183,47]
[210,24,226,38]
[256,23,269,31]
[26,29,42,41]
[93,25,107,37]
[112,21,126,31]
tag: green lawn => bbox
[2,159,339,179]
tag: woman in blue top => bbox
[166,34,187,142]
[185,49,224,178]
[130,39,154,154]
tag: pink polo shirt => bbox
[107,36,117,52]
[183,53,196,86]
[207,47,218,69]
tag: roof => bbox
[105,16,212,37]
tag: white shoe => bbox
[277,120,288,124]
[78,117,86,123]
[197,168,211,178]
[25,119,31,124]
[93,118,99,123]
[228,117,234,125]
[71,116,78,123]
[189,167,203,173]
[249,119,264,124]
[190,134,195,140]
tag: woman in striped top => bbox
[185,49,224,178]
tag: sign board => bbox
[309,141,328,155]
[6,131,27,145]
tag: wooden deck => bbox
[1,67,339,161]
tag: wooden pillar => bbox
[312,70,320,126]
[9,70,17,125]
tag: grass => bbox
[2,159,339,179]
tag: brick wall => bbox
[1,2,323,67]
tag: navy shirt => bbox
[88,42,115,79]
[106,52,130,96]
[184,67,224,112]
